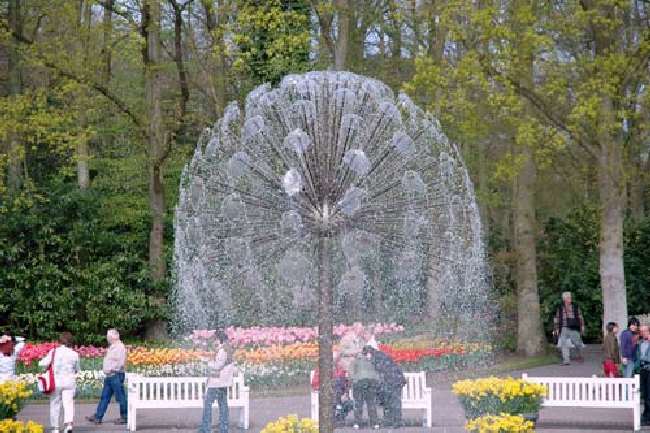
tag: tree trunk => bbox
[334,0,349,70]
[76,0,91,190]
[514,143,545,356]
[101,0,113,84]
[6,0,23,194]
[598,103,627,331]
[628,140,645,220]
[592,5,628,333]
[201,0,226,116]
[144,0,168,339]
[318,232,334,433]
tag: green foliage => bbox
[232,0,311,86]
[0,181,157,344]
[538,208,650,341]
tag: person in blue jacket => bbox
[621,317,640,378]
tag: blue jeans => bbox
[95,372,128,420]
[623,361,636,378]
[199,387,228,433]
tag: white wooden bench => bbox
[126,373,250,431]
[310,370,432,427]
[522,373,641,431]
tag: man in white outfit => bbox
[0,333,26,383]
[39,332,80,433]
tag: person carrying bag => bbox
[39,332,80,433]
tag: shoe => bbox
[373,425,380,430]
[113,418,127,425]
[560,361,570,366]
[64,424,73,433]
[353,424,360,430]
[85,416,102,425]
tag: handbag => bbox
[37,348,56,394]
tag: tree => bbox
[411,0,650,340]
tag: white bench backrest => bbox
[402,371,428,402]
[128,374,248,404]
[522,374,640,407]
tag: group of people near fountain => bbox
[310,324,406,430]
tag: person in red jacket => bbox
[311,352,353,425]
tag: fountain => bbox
[172,71,492,431]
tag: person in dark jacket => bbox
[603,322,620,377]
[621,317,640,378]
[362,346,405,428]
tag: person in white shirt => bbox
[86,329,128,425]
[365,325,379,350]
[200,330,235,433]
[39,332,80,433]
[0,333,26,383]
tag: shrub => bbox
[452,377,546,419]
[465,414,535,433]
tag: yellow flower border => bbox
[466,414,535,433]
[0,419,44,433]
[453,377,546,401]
[260,414,318,433]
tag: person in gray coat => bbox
[350,351,380,429]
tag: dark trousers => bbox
[381,383,403,426]
[95,372,128,420]
[642,369,650,422]
[353,379,378,425]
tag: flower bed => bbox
[453,377,546,419]
[0,380,32,419]
[190,323,405,347]
[260,414,318,433]
[15,324,493,399]
[465,414,535,433]
[0,420,44,433]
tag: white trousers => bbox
[50,383,75,429]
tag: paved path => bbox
[18,345,648,432]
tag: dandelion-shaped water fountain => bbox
[173,71,491,431]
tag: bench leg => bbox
[128,408,137,431]
[244,404,250,429]
[634,402,640,431]
[426,404,432,427]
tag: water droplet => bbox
[282,169,302,196]
[343,149,371,176]
[401,171,426,194]
[338,187,366,216]
[284,129,312,154]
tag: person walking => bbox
[200,330,235,433]
[39,332,80,433]
[621,317,640,378]
[350,349,380,430]
[638,325,650,426]
[363,346,406,428]
[0,333,25,383]
[86,329,128,425]
[603,322,621,377]
[553,291,585,365]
